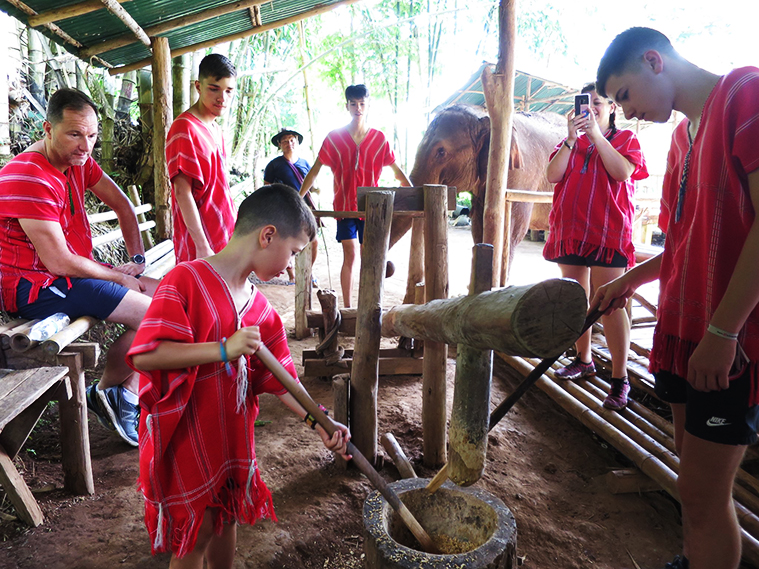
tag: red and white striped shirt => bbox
[543,129,648,268]
[318,127,396,213]
[127,259,297,556]
[166,111,236,263]
[650,67,759,402]
[0,152,103,312]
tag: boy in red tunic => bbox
[594,28,759,569]
[127,185,351,567]
[298,84,411,308]
[166,54,237,264]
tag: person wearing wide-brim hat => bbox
[264,128,320,282]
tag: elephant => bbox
[390,104,566,285]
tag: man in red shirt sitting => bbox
[0,88,158,447]
[298,84,411,308]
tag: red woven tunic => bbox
[166,112,236,263]
[650,67,759,402]
[317,127,395,213]
[543,129,648,268]
[127,260,298,557]
[0,152,102,312]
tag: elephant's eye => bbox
[435,147,446,158]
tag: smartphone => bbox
[574,93,590,117]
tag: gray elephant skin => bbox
[392,104,565,285]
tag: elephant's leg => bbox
[388,216,414,249]
[500,202,533,285]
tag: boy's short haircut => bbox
[47,88,99,125]
[199,53,237,81]
[596,27,677,98]
[345,84,369,101]
[235,184,317,241]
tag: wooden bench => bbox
[0,189,176,522]
[0,366,70,527]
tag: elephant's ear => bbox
[476,115,491,185]
[509,127,523,170]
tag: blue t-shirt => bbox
[263,156,311,191]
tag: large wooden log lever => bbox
[255,345,440,554]
[426,308,604,494]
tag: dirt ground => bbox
[0,224,692,569]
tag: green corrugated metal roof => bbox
[435,63,577,115]
[0,0,358,71]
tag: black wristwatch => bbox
[131,254,145,264]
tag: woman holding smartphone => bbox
[544,82,649,410]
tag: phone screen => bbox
[574,94,590,116]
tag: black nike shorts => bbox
[655,368,759,446]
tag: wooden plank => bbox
[87,203,151,223]
[305,356,423,378]
[0,441,44,527]
[505,189,553,203]
[306,308,356,335]
[302,347,412,362]
[357,186,457,212]
[144,239,174,266]
[0,367,68,430]
[90,220,155,248]
[1,379,64,459]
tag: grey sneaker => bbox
[85,384,115,431]
[97,386,139,447]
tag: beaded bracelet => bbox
[220,337,233,376]
[707,324,738,341]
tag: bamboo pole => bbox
[109,0,365,75]
[480,0,517,286]
[172,54,190,121]
[350,191,394,463]
[97,0,150,47]
[501,354,759,565]
[298,20,317,160]
[448,244,493,485]
[151,37,173,241]
[422,185,448,467]
[28,0,132,27]
[82,0,269,58]
[255,344,438,554]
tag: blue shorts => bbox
[336,218,364,243]
[15,277,129,321]
[655,368,759,446]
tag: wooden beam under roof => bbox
[80,0,270,59]
[110,0,364,75]
[98,0,150,47]
[6,0,83,48]
[28,0,132,28]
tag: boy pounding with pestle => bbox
[128,185,351,568]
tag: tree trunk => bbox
[151,37,173,241]
[172,54,190,120]
[481,0,517,286]
[381,278,587,359]
[116,70,136,119]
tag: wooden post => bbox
[350,191,394,463]
[481,0,517,287]
[127,184,155,250]
[422,184,449,467]
[56,352,94,495]
[294,244,313,339]
[151,37,173,241]
[381,433,417,479]
[501,200,513,285]
[449,244,494,486]
[403,216,424,305]
[172,53,190,120]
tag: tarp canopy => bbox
[0,0,360,73]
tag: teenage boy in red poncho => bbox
[167,54,237,264]
[298,84,411,308]
[593,27,759,569]
[127,185,351,568]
